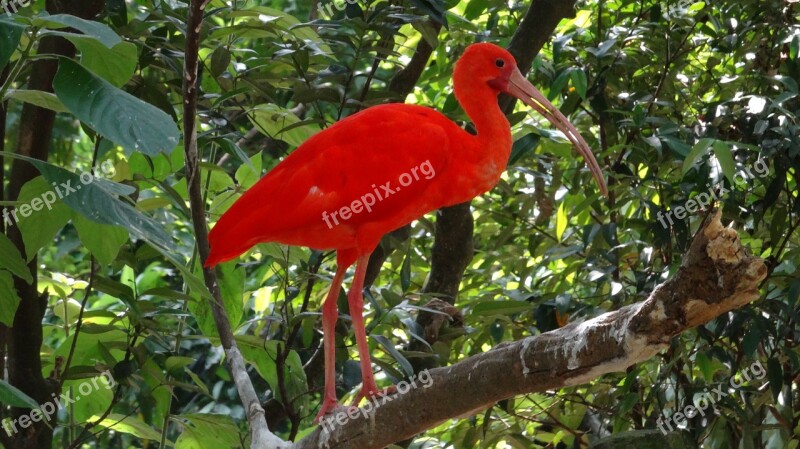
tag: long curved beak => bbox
[505,67,608,197]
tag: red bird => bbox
[206,43,607,421]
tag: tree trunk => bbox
[4,2,105,448]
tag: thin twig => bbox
[59,258,97,390]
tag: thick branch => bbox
[182,2,288,448]
[294,210,766,449]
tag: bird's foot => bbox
[349,384,397,407]
[314,399,350,424]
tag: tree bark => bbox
[290,210,766,449]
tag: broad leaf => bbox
[0,18,24,68]
[712,140,735,184]
[0,378,38,409]
[248,103,320,147]
[682,138,714,175]
[0,232,32,283]
[471,300,535,316]
[6,89,69,112]
[90,414,165,442]
[189,262,244,338]
[53,59,179,156]
[227,336,308,412]
[174,414,244,449]
[13,176,71,260]
[72,39,138,87]
[72,213,129,265]
[36,14,121,48]
[0,152,172,253]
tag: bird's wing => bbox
[207,104,465,263]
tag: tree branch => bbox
[294,210,766,449]
[182,2,288,448]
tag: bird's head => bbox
[455,43,608,197]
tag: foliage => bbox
[0,0,797,448]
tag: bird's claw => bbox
[314,400,350,424]
[349,384,397,406]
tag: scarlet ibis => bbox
[206,43,607,421]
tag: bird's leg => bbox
[314,255,351,423]
[348,254,395,406]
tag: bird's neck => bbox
[458,86,513,175]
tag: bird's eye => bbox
[495,59,505,68]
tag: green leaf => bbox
[174,414,244,449]
[0,232,32,283]
[234,152,262,189]
[0,18,24,68]
[569,69,588,100]
[215,263,244,329]
[695,352,714,382]
[471,300,535,316]
[0,378,39,409]
[0,153,172,251]
[36,14,121,48]
[72,213,129,265]
[90,413,165,442]
[72,39,138,87]
[400,249,411,292]
[64,379,113,423]
[12,176,71,260]
[228,336,308,412]
[507,133,540,166]
[229,7,331,54]
[711,140,735,184]
[556,202,567,241]
[0,271,21,327]
[766,357,782,402]
[188,263,243,339]
[682,138,714,175]
[372,335,414,377]
[53,58,179,156]
[6,89,69,112]
[209,45,231,78]
[53,329,128,368]
[248,103,321,147]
